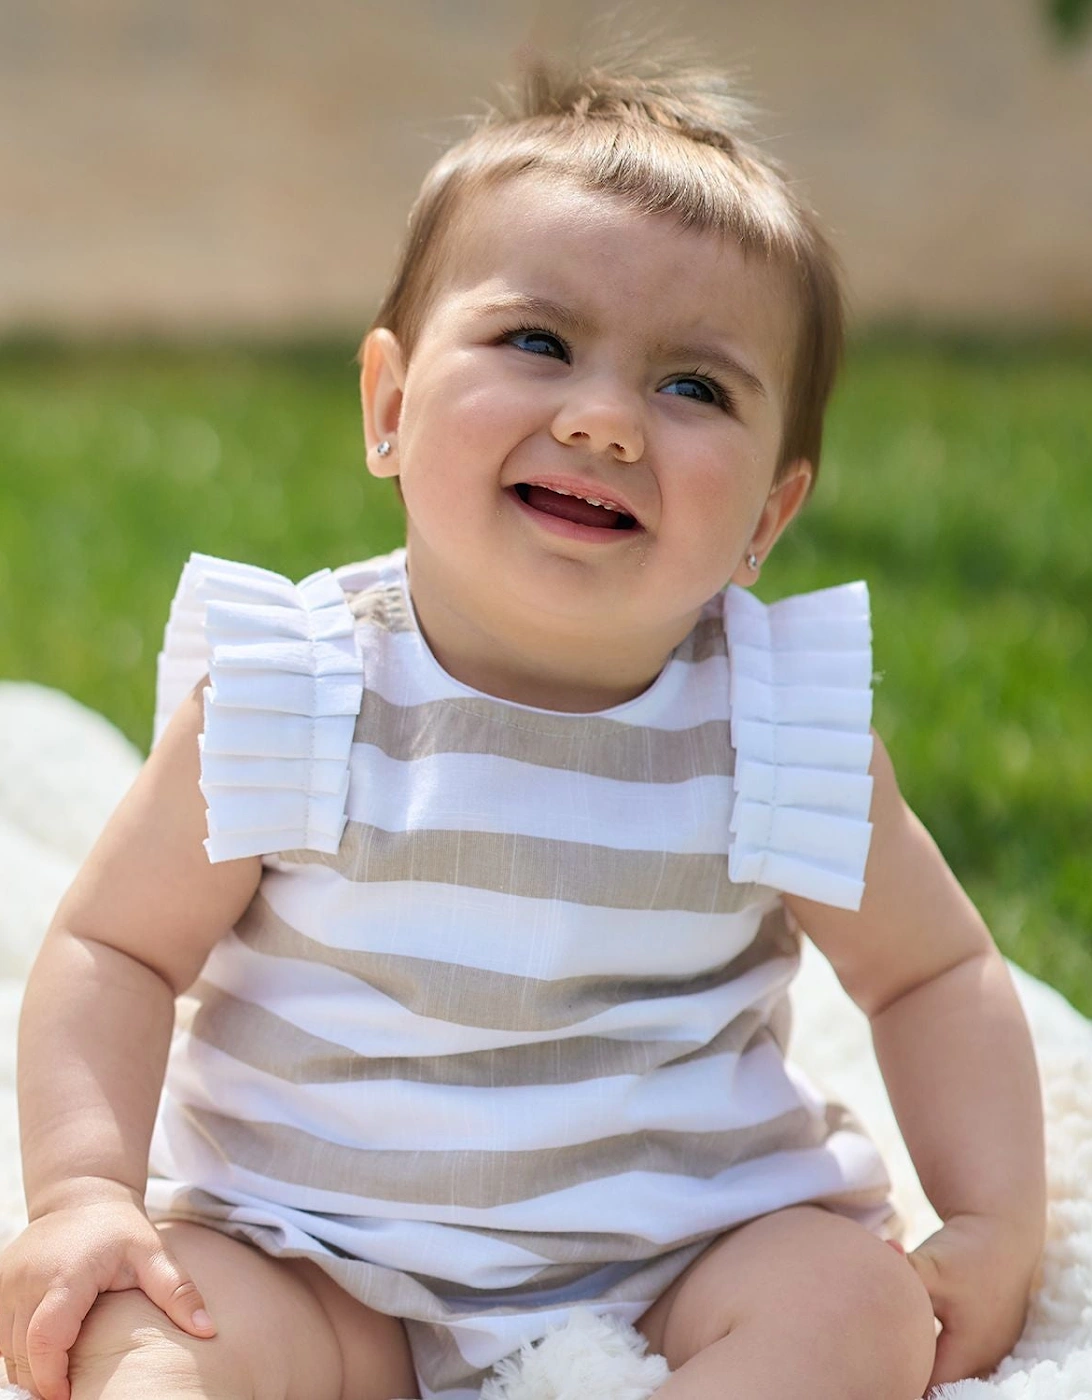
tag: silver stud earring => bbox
[747,553,758,571]
[375,440,392,458]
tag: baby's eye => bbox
[503,327,570,360]
[662,377,733,412]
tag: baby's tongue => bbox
[522,484,621,528]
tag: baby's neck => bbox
[427,638,662,713]
[405,557,693,714]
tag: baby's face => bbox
[364,173,808,683]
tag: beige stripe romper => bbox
[145,548,893,1399]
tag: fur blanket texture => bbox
[0,681,1090,1400]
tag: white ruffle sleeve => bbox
[154,552,364,863]
[725,582,875,911]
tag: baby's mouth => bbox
[513,483,638,531]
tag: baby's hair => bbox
[361,31,845,484]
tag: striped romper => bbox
[145,548,893,1399]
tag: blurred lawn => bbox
[1,332,1090,1014]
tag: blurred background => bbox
[1,0,1090,1008]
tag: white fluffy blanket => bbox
[1,681,1090,1400]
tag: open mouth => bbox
[513,483,638,531]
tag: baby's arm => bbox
[0,680,263,1400]
[785,731,1046,1388]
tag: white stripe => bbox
[259,867,767,979]
[345,747,732,852]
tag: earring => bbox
[747,553,758,571]
[374,440,392,458]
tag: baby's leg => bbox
[636,1205,936,1400]
[67,1221,417,1400]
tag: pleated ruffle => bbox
[155,553,364,863]
[725,582,875,911]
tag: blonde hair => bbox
[361,36,845,483]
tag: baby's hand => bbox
[0,1187,216,1400]
[907,1212,1041,1389]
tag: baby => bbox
[0,39,1045,1400]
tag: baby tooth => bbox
[540,485,622,511]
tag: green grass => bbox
[1,331,1090,1014]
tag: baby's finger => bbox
[0,1314,13,1379]
[134,1246,217,1338]
[26,1285,90,1400]
[3,1344,16,1389]
[10,1305,37,1399]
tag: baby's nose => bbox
[563,427,638,460]
[552,396,643,463]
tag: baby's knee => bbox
[830,1232,937,1393]
[738,1209,936,1395]
[68,1288,246,1400]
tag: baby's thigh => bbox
[637,1205,935,1379]
[69,1221,416,1400]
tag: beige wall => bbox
[3,0,1091,335]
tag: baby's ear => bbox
[730,460,813,585]
[360,328,406,478]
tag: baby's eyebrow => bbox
[473,293,767,401]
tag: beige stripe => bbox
[681,608,728,665]
[180,1104,825,1206]
[190,976,777,1086]
[448,1221,721,1267]
[346,581,414,633]
[280,824,757,913]
[350,689,734,780]
[233,898,796,1032]
[403,1236,706,1305]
